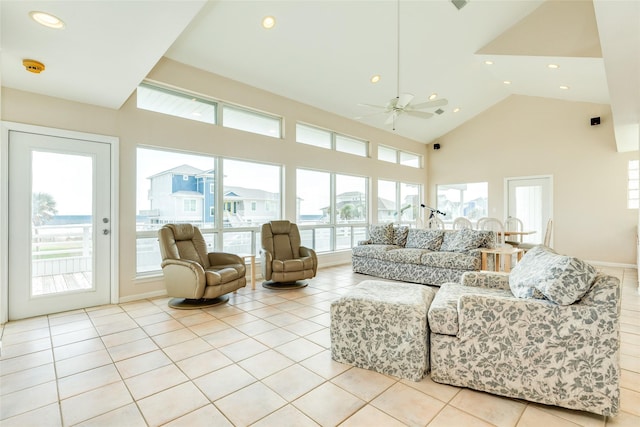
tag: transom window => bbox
[378,144,422,168]
[296,123,368,157]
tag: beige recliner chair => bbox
[260,220,317,289]
[158,224,246,308]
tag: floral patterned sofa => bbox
[428,246,621,416]
[352,224,496,286]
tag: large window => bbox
[222,158,281,227]
[628,160,639,209]
[437,182,488,221]
[297,169,368,252]
[378,179,421,225]
[136,147,282,274]
[297,169,330,225]
[296,123,368,157]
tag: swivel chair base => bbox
[168,295,229,309]
[262,280,308,290]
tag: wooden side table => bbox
[480,247,524,272]
[239,254,256,289]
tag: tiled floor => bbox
[1,265,639,427]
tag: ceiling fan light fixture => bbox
[262,16,276,29]
[429,93,438,100]
[29,11,65,29]
[453,107,461,113]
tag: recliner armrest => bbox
[207,252,243,267]
[461,271,510,290]
[160,258,206,299]
[299,246,318,274]
[260,249,273,280]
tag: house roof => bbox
[1,1,637,151]
[147,164,204,179]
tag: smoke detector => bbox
[23,59,45,74]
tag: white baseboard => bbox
[586,260,637,269]
[119,289,167,303]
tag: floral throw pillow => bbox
[405,229,444,250]
[440,229,486,252]
[393,226,410,247]
[369,223,394,245]
[509,245,597,305]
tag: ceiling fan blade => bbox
[406,110,434,119]
[354,111,387,120]
[384,112,398,125]
[411,98,448,110]
[357,103,388,110]
[396,93,414,109]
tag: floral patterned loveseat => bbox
[352,224,496,286]
[428,246,621,416]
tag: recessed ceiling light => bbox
[29,11,65,29]
[429,93,438,100]
[547,64,559,69]
[370,75,381,84]
[262,16,276,29]
[453,107,460,113]
[484,60,494,65]
[559,85,570,90]
[503,80,512,85]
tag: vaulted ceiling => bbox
[1,1,638,151]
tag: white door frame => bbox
[1,121,119,323]
[504,174,553,245]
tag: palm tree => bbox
[32,192,58,227]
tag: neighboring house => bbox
[223,186,280,227]
[142,165,279,227]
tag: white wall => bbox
[428,95,637,265]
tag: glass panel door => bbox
[506,176,553,245]
[8,130,112,320]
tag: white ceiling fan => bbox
[357,94,448,128]
[356,0,448,130]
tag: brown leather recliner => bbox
[158,224,246,308]
[260,220,317,289]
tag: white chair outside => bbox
[453,217,473,230]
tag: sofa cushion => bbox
[369,223,394,245]
[385,248,430,264]
[405,229,444,250]
[352,244,400,260]
[440,229,488,252]
[420,251,480,270]
[509,246,598,305]
[428,283,514,335]
[393,225,410,247]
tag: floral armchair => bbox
[427,246,621,416]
